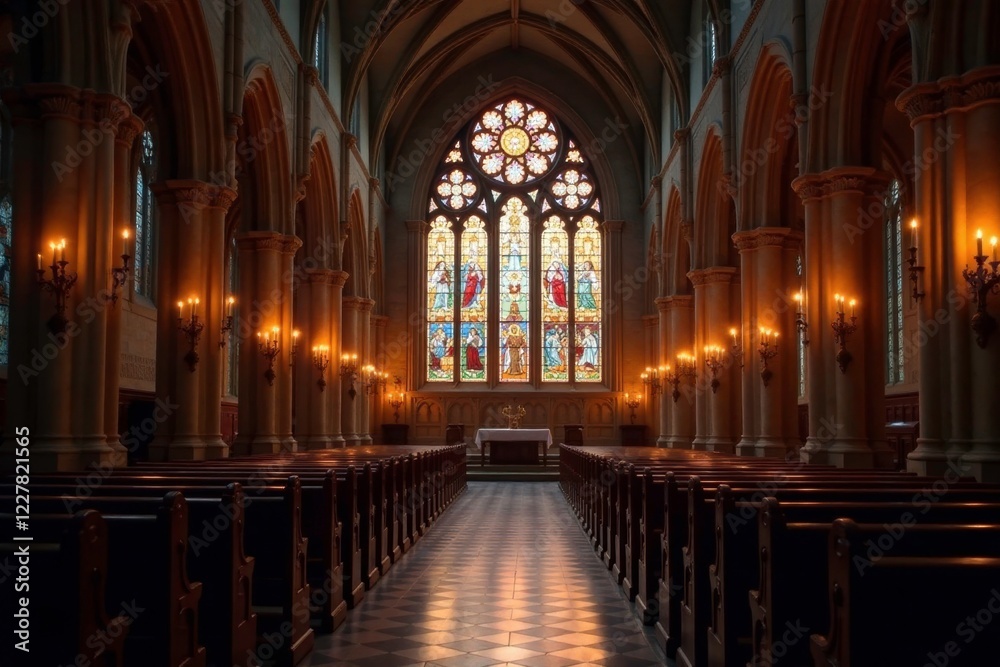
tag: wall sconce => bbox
[257,326,280,386]
[793,291,809,345]
[962,229,1000,348]
[704,345,725,394]
[289,329,300,366]
[36,239,77,334]
[665,365,681,403]
[363,365,387,395]
[341,353,359,399]
[831,294,858,373]
[624,392,641,424]
[729,327,744,368]
[388,375,404,423]
[641,366,664,396]
[219,296,235,348]
[671,353,698,403]
[312,344,330,391]
[907,219,926,303]
[110,230,131,307]
[758,327,779,387]
[177,297,204,372]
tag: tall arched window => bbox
[134,130,157,300]
[313,11,329,87]
[704,7,718,85]
[425,97,604,385]
[885,179,905,385]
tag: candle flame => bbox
[910,219,918,230]
[123,230,130,239]
[977,229,984,239]
[992,236,998,246]
[228,296,235,305]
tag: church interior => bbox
[2,0,1000,665]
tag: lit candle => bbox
[625,392,630,401]
[49,242,56,267]
[60,239,66,262]
[193,298,200,318]
[977,229,984,257]
[187,298,194,320]
[37,253,42,271]
[178,300,184,319]
[227,296,235,316]
[730,328,738,347]
[122,230,130,256]
[850,299,857,318]
[910,219,918,249]
[992,236,998,263]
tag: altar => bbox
[474,428,554,466]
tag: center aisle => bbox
[305,482,666,667]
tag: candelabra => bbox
[728,328,744,368]
[664,365,682,403]
[340,353,359,399]
[831,295,858,373]
[962,230,1000,348]
[671,353,698,403]
[501,402,526,429]
[758,327,780,387]
[289,330,300,366]
[907,220,926,303]
[110,230,131,307]
[177,297,204,372]
[219,296,235,348]
[703,346,725,394]
[641,366,664,396]
[793,291,809,345]
[257,326,281,386]
[312,345,330,391]
[36,240,77,334]
[388,381,405,424]
[624,392,642,425]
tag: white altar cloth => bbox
[473,428,553,447]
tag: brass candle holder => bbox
[257,326,281,386]
[501,402,526,429]
[831,295,858,373]
[36,240,77,334]
[962,230,1000,348]
[704,345,725,394]
[177,297,204,372]
[624,392,641,424]
[641,366,664,396]
[312,344,330,391]
[219,296,235,348]
[758,327,779,387]
[110,230,131,307]
[340,353,359,399]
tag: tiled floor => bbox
[304,481,667,667]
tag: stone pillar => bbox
[328,271,349,446]
[641,313,660,437]
[603,221,625,390]
[793,169,893,468]
[665,295,696,448]
[341,296,362,445]
[293,269,339,449]
[372,314,389,434]
[2,86,128,471]
[733,228,804,457]
[898,65,1000,480]
[104,113,145,464]
[232,232,301,455]
[357,298,375,444]
[688,267,740,453]
[655,297,672,445]
[406,220,429,385]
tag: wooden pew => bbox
[0,511,130,667]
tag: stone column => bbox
[406,220,429,385]
[665,295,696,448]
[793,169,893,468]
[688,267,740,453]
[655,297,672,445]
[357,297,375,444]
[898,65,1000,480]
[232,232,301,455]
[2,86,128,471]
[328,271,349,446]
[341,296,362,445]
[641,313,660,437]
[733,228,804,457]
[104,113,144,464]
[603,221,625,390]
[276,241,299,452]
[372,314,389,436]
[293,269,339,449]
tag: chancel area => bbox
[2,0,1000,665]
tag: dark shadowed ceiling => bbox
[338,0,696,174]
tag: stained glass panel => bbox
[541,216,569,382]
[0,196,11,366]
[574,215,602,382]
[499,198,530,382]
[427,322,454,382]
[427,216,455,382]
[460,215,488,381]
[470,99,560,186]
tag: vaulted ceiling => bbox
[338,0,695,175]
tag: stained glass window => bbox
[885,180,905,385]
[425,97,604,385]
[427,215,455,382]
[0,195,11,366]
[134,130,156,300]
[313,11,329,87]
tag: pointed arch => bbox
[343,188,368,298]
[694,128,734,269]
[663,185,690,295]
[299,135,339,268]
[238,65,293,234]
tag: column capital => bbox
[732,227,804,251]
[406,219,430,233]
[116,113,145,148]
[235,230,302,254]
[655,296,672,314]
[372,314,390,327]
[792,167,893,203]
[897,65,1000,124]
[153,179,239,212]
[330,270,350,288]
[3,84,131,130]
[687,266,738,287]
[602,220,625,233]
[302,268,346,285]
[642,314,659,328]
[658,294,694,310]
[343,296,375,311]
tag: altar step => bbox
[467,464,560,482]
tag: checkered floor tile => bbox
[303,482,668,666]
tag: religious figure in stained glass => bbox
[428,324,453,379]
[577,325,600,371]
[544,259,568,309]
[577,261,598,310]
[461,258,484,308]
[464,326,484,372]
[429,261,451,312]
[502,323,526,377]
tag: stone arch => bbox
[343,188,368,297]
[238,65,293,235]
[737,41,799,230]
[297,135,338,269]
[694,128,735,269]
[663,185,690,295]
